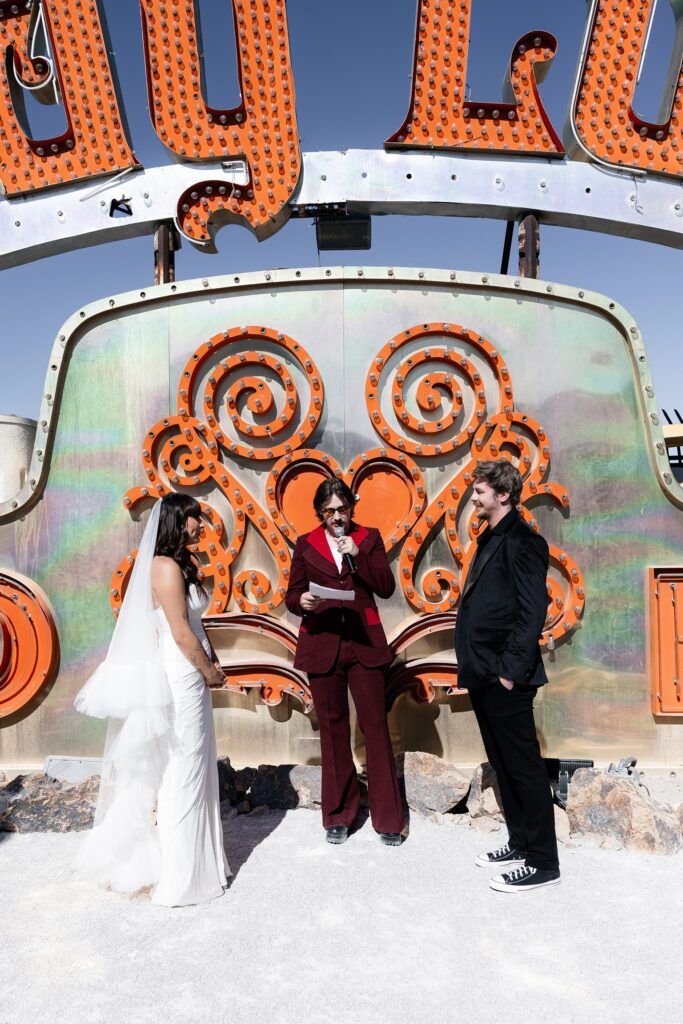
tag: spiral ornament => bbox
[365,322,514,457]
[177,326,324,461]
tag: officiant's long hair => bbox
[313,478,357,521]
[154,492,205,593]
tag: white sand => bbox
[1,810,680,1024]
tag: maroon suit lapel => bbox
[351,524,369,546]
[304,523,373,582]
[304,525,342,579]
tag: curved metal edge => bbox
[212,660,312,714]
[563,0,603,168]
[0,264,679,524]
[385,658,464,712]
[5,147,683,270]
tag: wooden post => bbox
[154,222,180,285]
[518,214,540,279]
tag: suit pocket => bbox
[364,607,381,627]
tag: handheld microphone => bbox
[333,525,356,574]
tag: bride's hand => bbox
[206,666,226,689]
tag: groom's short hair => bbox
[473,459,523,507]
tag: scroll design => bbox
[387,1,563,157]
[114,316,585,712]
[365,322,585,647]
[0,568,59,718]
[112,325,324,617]
[140,0,301,242]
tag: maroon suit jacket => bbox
[285,523,395,675]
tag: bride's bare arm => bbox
[151,557,224,687]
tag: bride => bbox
[75,493,230,906]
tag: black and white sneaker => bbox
[475,842,526,869]
[489,865,561,893]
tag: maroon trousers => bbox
[308,640,404,834]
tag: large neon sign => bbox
[2,0,683,259]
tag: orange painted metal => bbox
[216,662,311,712]
[112,318,585,710]
[387,2,563,157]
[646,568,683,715]
[0,0,139,196]
[203,611,311,709]
[385,661,464,710]
[113,325,324,616]
[365,321,513,457]
[0,568,60,718]
[139,0,301,242]
[574,0,683,178]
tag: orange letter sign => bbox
[573,0,683,177]
[387,0,563,156]
[140,0,301,244]
[0,0,139,195]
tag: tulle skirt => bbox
[75,635,229,906]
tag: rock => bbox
[288,765,322,809]
[601,836,623,851]
[217,757,256,805]
[0,772,99,833]
[220,801,238,821]
[249,764,297,810]
[467,762,504,822]
[567,768,683,855]
[395,751,470,816]
[677,803,683,833]
[428,811,445,826]
[235,800,251,815]
[554,804,570,844]
[247,804,271,817]
[249,763,323,811]
[469,816,502,834]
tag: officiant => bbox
[285,478,405,846]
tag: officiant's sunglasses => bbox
[321,505,350,518]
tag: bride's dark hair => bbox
[154,493,205,593]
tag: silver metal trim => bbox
[5,146,683,268]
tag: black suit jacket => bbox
[285,523,395,674]
[454,509,549,689]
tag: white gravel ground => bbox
[1,810,680,1024]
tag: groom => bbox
[455,459,560,893]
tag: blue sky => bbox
[1,0,681,419]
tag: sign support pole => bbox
[153,222,180,285]
[518,213,540,279]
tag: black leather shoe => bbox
[379,832,403,846]
[326,825,348,845]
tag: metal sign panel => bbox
[0,268,681,766]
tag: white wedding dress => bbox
[151,584,230,906]
[75,581,230,907]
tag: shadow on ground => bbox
[222,810,287,886]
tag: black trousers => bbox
[469,681,558,871]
